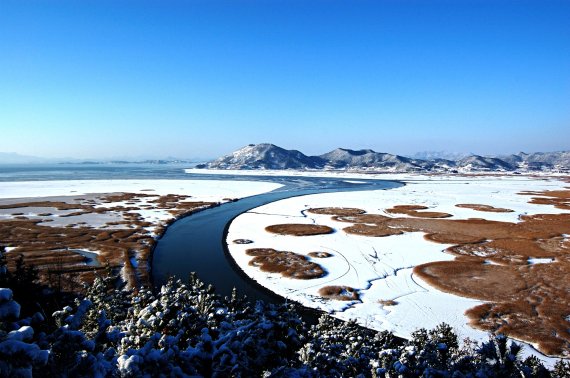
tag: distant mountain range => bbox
[0,152,51,164]
[197,144,570,173]
[0,152,198,165]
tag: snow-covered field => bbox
[0,179,282,230]
[0,179,282,201]
[226,174,570,366]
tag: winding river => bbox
[152,175,401,304]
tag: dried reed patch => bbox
[6,250,88,268]
[447,238,561,264]
[246,248,325,279]
[265,224,334,236]
[343,224,403,237]
[385,205,453,218]
[519,189,570,210]
[318,285,359,301]
[378,299,398,306]
[414,258,570,356]
[0,201,83,211]
[59,211,93,217]
[464,301,570,357]
[307,251,333,258]
[308,207,366,216]
[333,214,391,224]
[100,193,157,203]
[456,203,514,213]
[246,248,277,256]
[415,261,526,301]
[424,233,486,245]
[386,217,519,240]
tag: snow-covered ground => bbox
[0,179,282,231]
[0,179,282,201]
[186,167,569,180]
[226,174,570,367]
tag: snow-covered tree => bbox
[297,314,396,377]
[0,288,49,377]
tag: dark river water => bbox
[152,176,402,303]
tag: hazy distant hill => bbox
[0,152,48,164]
[197,144,570,173]
[0,152,198,165]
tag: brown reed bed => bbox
[343,223,404,237]
[424,233,486,245]
[0,201,84,210]
[455,203,514,213]
[308,207,366,216]
[265,224,334,236]
[318,285,360,301]
[519,189,570,210]
[414,260,570,356]
[378,299,398,306]
[385,205,453,218]
[245,248,326,279]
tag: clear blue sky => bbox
[1,0,569,159]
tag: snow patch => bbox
[527,257,555,264]
[0,179,282,200]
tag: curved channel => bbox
[152,175,402,304]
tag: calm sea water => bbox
[0,163,400,192]
[0,163,196,181]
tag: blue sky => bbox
[1,0,569,159]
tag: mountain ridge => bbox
[198,144,570,173]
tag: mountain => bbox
[455,155,515,172]
[409,151,471,161]
[498,151,570,171]
[520,151,570,170]
[319,148,424,171]
[198,144,570,173]
[198,143,325,170]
